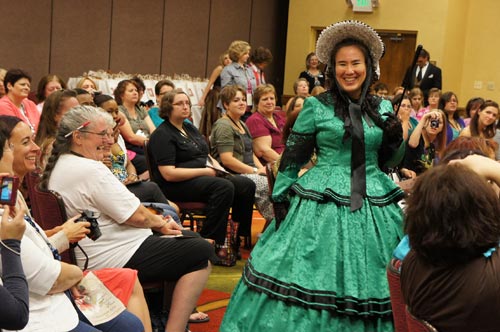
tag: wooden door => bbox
[377,30,417,96]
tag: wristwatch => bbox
[252,167,258,174]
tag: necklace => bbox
[226,115,244,133]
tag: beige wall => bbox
[285,0,500,106]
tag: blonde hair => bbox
[227,40,251,62]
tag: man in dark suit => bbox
[403,49,442,106]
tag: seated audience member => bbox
[372,82,389,99]
[211,86,274,224]
[0,115,147,332]
[310,85,325,96]
[393,94,419,179]
[35,89,80,169]
[408,87,424,119]
[0,68,6,98]
[73,88,96,106]
[284,78,309,111]
[298,52,325,94]
[198,52,231,108]
[35,74,67,113]
[401,154,500,331]
[248,46,273,87]
[245,84,286,164]
[391,86,405,99]
[0,133,29,331]
[416,87,441,121]
[463,97,485,127]
[148,79,175,127]
[0,69,40,132]
[76,76,99,94]
[461,100,499,139]
[401,109,447,176]
[95,94,180,221]
[439,91,465,144]
[41,107,212,332]
[148,90,255,260]
[282,95,306,143]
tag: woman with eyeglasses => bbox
[0,115,149,332]
[401,109,448,176]
[148,90,255,263]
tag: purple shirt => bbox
[246,110,286,156]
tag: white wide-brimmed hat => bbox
[316,20,384,77]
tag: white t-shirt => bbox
[49,154,151,270]
[0,209,78,332]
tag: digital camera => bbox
[76,210,102,241]
[430,119,440,129]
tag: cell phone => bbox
[0,176,19,206]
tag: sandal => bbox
[188,309,210,323]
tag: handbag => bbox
[213,219,238,267]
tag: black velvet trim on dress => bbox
[290,184,404,207]
[242,260,393,318]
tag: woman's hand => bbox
[400,167,417,179]
[123,173,139,184]
[158,217,183,236]
[62,215,90,243]
[0,205,26,240]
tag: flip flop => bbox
[188,309,210,323]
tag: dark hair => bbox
[131,76,146,93]
[36,74,67,102]
[465,97,485,118]
[158,90,191,120]
[405,163,500,266]
[3,69,31,94]
[391,93,410,115]
[418,48,430,59]
[470,100,499,138]
[113,80,138,105]
[73,88,90,96]
[438,91,460,120]
[250,47,273,65]
[94,94,114,107]
[199,89,221,137]
[35,89,78,147]
[282,96,306,143]
[373,82,388,93]
[0,130,7,160]
[220,85,246,109]
[154,79,175,95]
[0,116,22,138]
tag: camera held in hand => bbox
[430,119,440,129]
[76,210,102,241]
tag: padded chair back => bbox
[406,306,438,332]
[25,171,74,263]
[387,258,408,332]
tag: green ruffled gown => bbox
[220,94,404,332]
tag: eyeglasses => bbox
[172,101,191,107]
[80,130,113,139]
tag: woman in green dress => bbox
[220,20,405,332]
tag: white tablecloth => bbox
[67,77,208,106]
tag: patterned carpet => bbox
[190,211,266,332]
